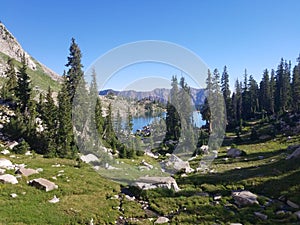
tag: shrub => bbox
[12,140,30,154]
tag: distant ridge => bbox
[99,87,205,106]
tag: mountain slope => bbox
[99,87,206,106]
[0,22,61,92]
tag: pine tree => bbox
[270,69,276,115]
[259,69,271,114]
[200,70,212,131]
[4,58,17,100]
[292,55,300,112]
[65,38,84,101]
[57,74,74,158]
[221,66,231,124]
[15,55,31,113]
[248,75,259,117]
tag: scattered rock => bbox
[230,223,243,225]
[227,148,246,158]
[232,191,258,206]
[0,158,13,169]
[125,195,135,201]
[154,216,169,224]
[10,193,17,198]
[29,178,58,192]
[133,176,180,192]
[0,168,5,174]
[6,141,18,150]
[15,167,38,177]
[141,160,153,170]
[286,147,300,160]
[1,149,10,155]
[24,151,32,156]
[80,154,99,163]
[254,211,268,220]
[105,163,119,170]
[287,144,300,151]
[0,174,18,184]
[200,145,209,154]
[259,135,272,141]
[164,154,194,173]
[276,210,286,215]
[287,200,299,209]
[294,211,300,220]
[49,195,60,203]
[214,195,222,200]
[36,168,43,172]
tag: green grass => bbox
[0,155,120,225]
[0,52,61,93]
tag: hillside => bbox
[0,22,61,92]
[100,87,206,106]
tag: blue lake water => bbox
[132,111,205,132]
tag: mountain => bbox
[0,22,60,91]
[99,87,206,106]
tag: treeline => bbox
[200,55,300,134]
[1,39,136,159]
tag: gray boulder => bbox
[227,148,246,158]
[0,158,13,169]
[154,216,169,224]
[232,190,258,206]
[0,174,18,184]
[132,176,180,192]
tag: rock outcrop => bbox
[132,176,180,192]
[0,22,60,81]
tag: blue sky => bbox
[1,0,300,90]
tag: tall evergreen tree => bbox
[270,69,276,115]
[65,38,84,101]
[259,69,271,114]
[292,55,300,112]
[221,66,231,124]
[57,74,75,158]
[4,58,17,100]
[248,75,259,117]
[15,55,32,113]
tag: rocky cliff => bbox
[0,22,60,81]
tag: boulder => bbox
[141,160,153,169]
[232,191,258,206]
[1,149,10,155]
[0,158,13,169]
[0,174,18,184]
[287,200,299,209]
[0,168,5,174]
[294,211,300,220]
[80,154,99,163]
[10,193,17,198]
[165,154,194,173]
[227,148,245,158]
[16,167,38,177]
[6,141,18,150]
[154,217,169,224]
[29,178,58,192]
[286,147,300,160]
[49,195,60,203]
[254,212,268,220]
[132,176,180,192]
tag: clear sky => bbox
[1,0,300,90]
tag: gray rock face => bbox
[0,22,60,81]
[132,176,180,192]
[232,191,258,206]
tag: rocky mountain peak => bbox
[0,22,60,81]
